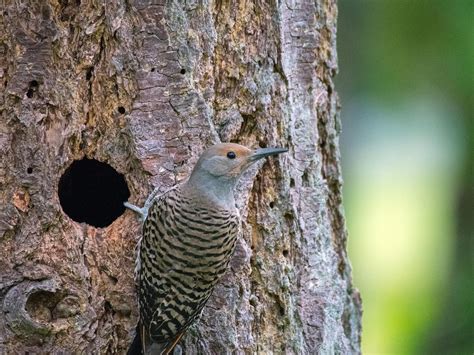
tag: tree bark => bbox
[0,0,361,353]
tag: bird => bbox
[124,143,288,355]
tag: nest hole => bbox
[58,158,130,228]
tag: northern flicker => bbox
[125,143,287,355]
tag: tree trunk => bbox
[0,0,361,353]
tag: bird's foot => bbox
[123,202,146,220]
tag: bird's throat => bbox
[185,172,236,209]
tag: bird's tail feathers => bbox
[127,326,142,355]
[127,325,184,355]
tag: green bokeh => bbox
[337,1,473,354]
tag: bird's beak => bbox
[249,147,288,162]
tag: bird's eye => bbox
[227,151,236,159]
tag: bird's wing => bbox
[136,185,238,353]
[134,185,179,286]
[137,187,196,352]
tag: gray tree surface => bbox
[0,0,361,353]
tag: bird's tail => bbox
[127,326,143,355]
[127,325,184,355]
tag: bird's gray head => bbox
[186,143,288,206]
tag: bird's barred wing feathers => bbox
[137,185,240,352]
[134,185,179,285]
[137,186,211,351]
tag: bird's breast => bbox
[143,190,240,279]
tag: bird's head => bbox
[186,143,287,204]
[191,143,288,181]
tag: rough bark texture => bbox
[0,0,361,353]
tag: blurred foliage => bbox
[338,0,473,106]
[336,0,473,354]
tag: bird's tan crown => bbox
[207,143,252,158]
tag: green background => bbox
[337,1,473,354]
